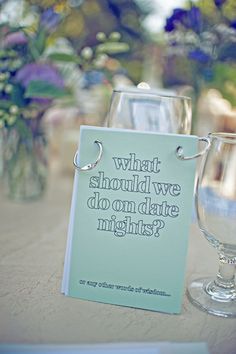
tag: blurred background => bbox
[0,0,236,197]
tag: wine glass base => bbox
[187,277,236,318]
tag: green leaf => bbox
[10,84,26,107]
[24,80,67,99]
[35,29,46,55]
[47,52,80,63]
[28,39,40,61]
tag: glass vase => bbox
[3,120,48,201]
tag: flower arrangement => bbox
[0,0,129,127]
[0,21,68,129]
[0,3,70,200]
[163,0,236,105]
[0,2,130,200]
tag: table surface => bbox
[0,171,236,354]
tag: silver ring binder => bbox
[176,137,211,161]
[73,140,103,171]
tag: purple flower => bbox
[16,63,64,89]
[4,31,28,47]
[230,20,236,29]
[164,8,188,32]
[188,49,211,63]
[214,0,227,8]
[15,63,64,104]
[164,6,202,33]
[40,7,61,31]
[187,7,202,33]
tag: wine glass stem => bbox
[204,258,236,302]
[215,261,236,289]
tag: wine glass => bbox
[188,133,236,317]
[106,87,192,134]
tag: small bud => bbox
[96,32,106,42]
[10,105,19,115]
[109,32,121,41]
[7,115,17,125]
[5,84,13,93]
[81,46,93,60]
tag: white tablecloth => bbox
[0,172,235,354]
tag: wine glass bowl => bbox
[107,88,192,134]
[188,132,236,317]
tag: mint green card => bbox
[63,126,197,314]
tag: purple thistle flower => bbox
[40,7,61,32]
[16,63,64,89]
[4,31,28,47]
[188,49,211,63]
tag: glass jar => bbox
[3,119,48,201]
